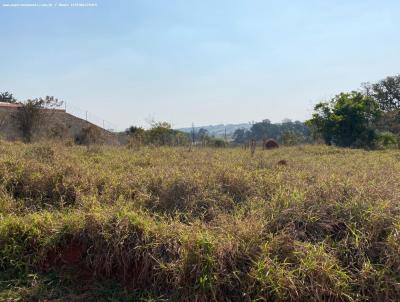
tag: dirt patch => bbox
[61,241,85,264]
[264,139,279,149]
[277,160,288,166]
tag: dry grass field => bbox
[1,142,400,301]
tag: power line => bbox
[64,102,120,132]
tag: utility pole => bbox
[85,111,88,121]
[191,123,195,144]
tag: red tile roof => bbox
[0,102,22,108]
[0,102,65,112]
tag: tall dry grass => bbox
[0,141,400,301]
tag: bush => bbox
[307,91,381,148]
[376,131,398,149]
[211,138,227,148]
[75,125,104,146]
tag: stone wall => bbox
[0,106,119,144]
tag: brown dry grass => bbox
[0,142,400,301]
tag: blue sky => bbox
[1,0,400,130]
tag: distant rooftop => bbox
[0,102,65,112]
[0,102,22,108]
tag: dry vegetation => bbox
[1,141,400,301]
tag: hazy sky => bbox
[1,0,400,130]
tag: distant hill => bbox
[178,123,252,138]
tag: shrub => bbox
[13,96,63,143]
[75,125,104,146]
[376,131,398,148]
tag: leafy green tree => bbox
[125,122,190,147]
[306,92,381,148]
[125,126,146,148]
[126,126,144,136]
[375,110,400,136]
[146,121,185,146]
[233,120,311,145]
[197,128,209,142]
[250,119,280,141]
[280,120,311,143]
[126,126,145,140]
[232,128,250,144]
[209,138,227,148]
[306,102,336,144]
[281,130,305,146]
[363,75,400,111]
[174,132,190,146]
[362,75,400,136]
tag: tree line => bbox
[230,74,400,149]
[232,119,312,146]
[307,74,400,148]
[125,123,227,148]
[2,73,400,149]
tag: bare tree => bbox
[0,92,18,104]
[14,96,63,142]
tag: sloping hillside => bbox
[0,103,118,144]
